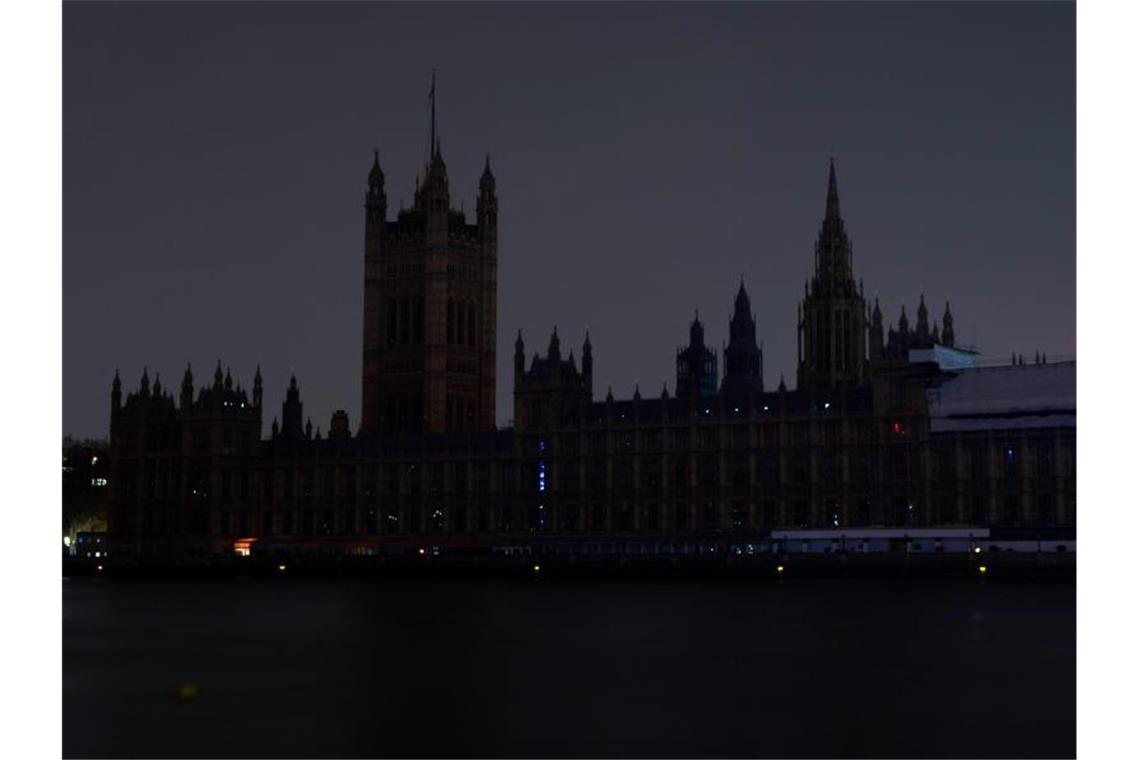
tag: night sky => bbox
[63,1,1074,439]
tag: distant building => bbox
[104,99,1074,560]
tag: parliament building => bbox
[105,102,1076,561]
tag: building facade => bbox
[105,128,1075,561]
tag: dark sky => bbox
[63,1,1075,439]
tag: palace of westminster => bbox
[105,100,1076,559]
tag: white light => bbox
[824,402,830,409]
[94,551,100,558]
[91,456,98,465]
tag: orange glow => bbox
[233,537,257,557]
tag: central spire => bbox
[430,68,436,155]
[826,156,841,221]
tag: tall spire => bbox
[429,68,437,159]
[826,156,841,221]
[368,149,384,191]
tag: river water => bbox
[63,576,1074,758]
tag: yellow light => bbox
[277,564,286,572]
[533,564,540,573]
[776,565,785,573]
[177,682,198,702]
[96,564,103,572]
[974,546,981,554]
[978,565,987,574]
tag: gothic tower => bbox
[360,73,498,434]
[797,158,868,391]
[676,312,718,397]
[722,279,764,395]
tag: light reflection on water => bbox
[64,577,1074,758]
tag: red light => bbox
[891,420,906,436]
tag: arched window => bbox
[447,299,455,344]
[387,298,398,345]
[467,302,477,347]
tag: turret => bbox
[213,360,223,390]
[514,330,525,385]
[897,305,910,336]
[723,279,764,394]
[253,365,263,408]
[677,311,717,397]
[690,310,705,347]
[547,326,561,362]
[915,294,930,341]
[111,369,121,415]
[941,301,955,347]
[329,409,351,440]
[152,373,162,398]
[139,367,150,398]
[281,373,304,439]
[224,366,233,391]
[582,330,593,397]
[180,364,193,407]
[547,327,561,384]
[478,153,497,234]
[869,297,884,361]
[365,149,387,253]
[181,363,194,409]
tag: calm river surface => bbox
[63,576,1074,758]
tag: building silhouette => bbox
[104,96,1075,560]
[676,313,718,398]
[360,73,497,435]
